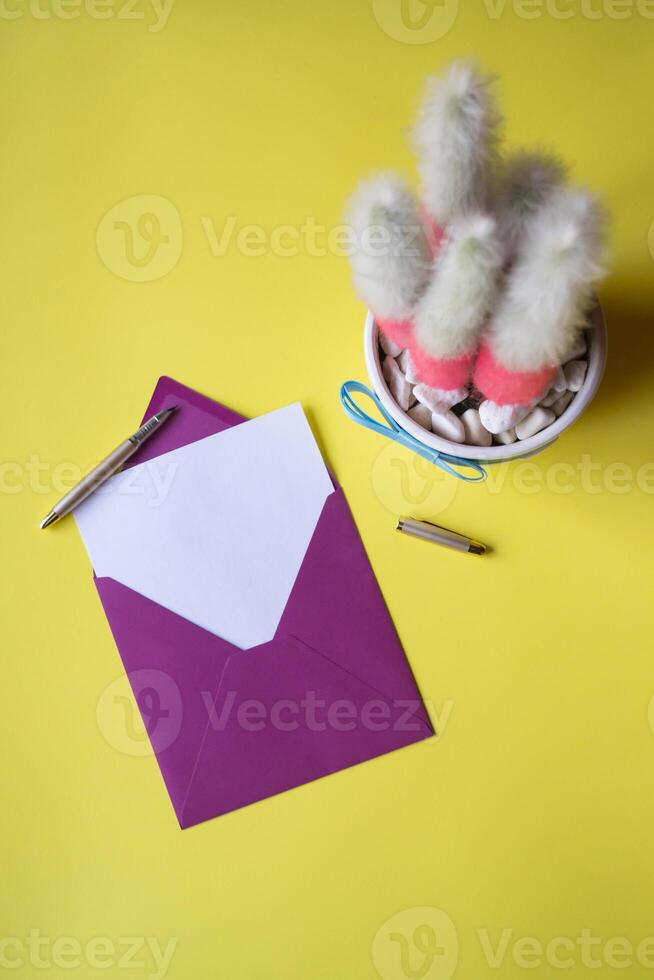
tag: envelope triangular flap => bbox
[180,632,429,827]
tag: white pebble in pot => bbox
[382,356,412,411]
[564,359,587,392]
[552,367,567,393]
[515,407,556,440]
[461,408,492,447]
[414,383,468,415]
[398,349,420,384]
[539,389,559,408]
[552,391,574,417]
[494,428,517,445]
[407,402,432,429]
[430,410,465,443]
[479,400,531,435]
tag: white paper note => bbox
[74,404,334,649]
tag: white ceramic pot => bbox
[363,304,607,463]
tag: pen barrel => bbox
[397,516,484,554]
[52,439,137,517]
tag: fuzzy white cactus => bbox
[414,213,504,360]
[346,173,431,320]
[412,60,501,227]
[495,150,567,258]
[487,187,607,373]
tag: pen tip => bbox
[156,406,178,422]
[40,511,58,529]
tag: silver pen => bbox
[397,516,486,556]
[40,406,177,529]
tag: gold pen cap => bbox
[397,516,486,555]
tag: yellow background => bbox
[2,1,654,977]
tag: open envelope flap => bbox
[181,631,431,827]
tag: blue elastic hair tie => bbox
[340,380,486,483]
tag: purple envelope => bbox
[93,377,433,828]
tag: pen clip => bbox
[339,381,487,483]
